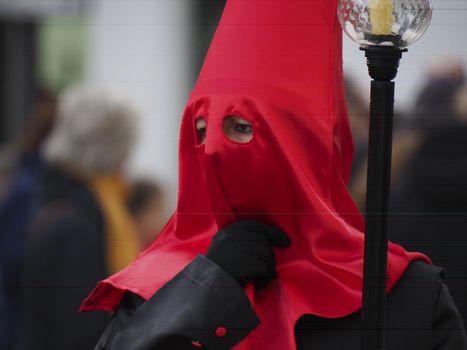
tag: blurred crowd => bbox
[0,85,166,350]
[0,59,466,349]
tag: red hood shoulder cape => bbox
[82,1,429,349]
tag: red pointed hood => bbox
[82,1,428,349]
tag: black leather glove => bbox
[205,220,291,290]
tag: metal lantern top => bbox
[337,0,433,48]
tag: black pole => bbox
[360,45,405,350]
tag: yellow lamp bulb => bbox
[369,0,394,35]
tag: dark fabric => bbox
[205,220,290,289]
[96,254,260,350]
[0,154,42,350]
[296,261,466,349]
[410,77,464,131]
[15,165,109,350]
[405,125,467,210]
[96,258,466,350]
[390,124,467,326]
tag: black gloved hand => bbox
[205,220,291,290]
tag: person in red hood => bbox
[81,1,467,349]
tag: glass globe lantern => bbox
[337,0,433,48]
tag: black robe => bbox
[16,165,109,350]
[390,124,467,326]
[95,255,467,350]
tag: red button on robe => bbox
[216,327,227,338]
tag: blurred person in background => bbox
[0,89,57,350]
[345,78,418,212]
[410,58,465,132]
[349,61,466,212]
[390,82,467,326]
[344,77,368,178]
[0,150,16,198]
[15,85,141,350]
[127,179,166,250]
[344,77,369,210]
[454,84,467,124]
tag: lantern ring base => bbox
[360,45,407,82]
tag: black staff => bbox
[360,44,405,350]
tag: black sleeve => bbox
[97,254,260,350]
[431,281,467,349]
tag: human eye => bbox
[195,117,206,145]
[198,127,206,140]
[223,115,253,143]
[234,122,253,134]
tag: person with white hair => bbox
[15,85,141,350]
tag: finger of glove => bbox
[244,246,276,278]
[245,221,291,247]
[230,256,267,288]
[211,243,269,281]
[207,236,270,271]
[245,259,273,281]
[255,244,276,272]
[239,249,276,289]
[227,220,291,247]
[212,226,265,247]
[253,259,276,290]
[226,237,276,276]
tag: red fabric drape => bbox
[82,1,428,349]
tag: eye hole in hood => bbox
[222,115,254,144]
[195,117,207,146]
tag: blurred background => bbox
[0,0,466,349]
